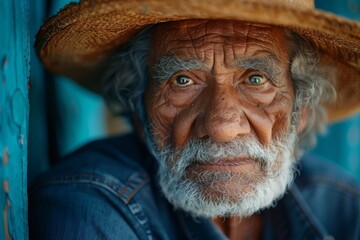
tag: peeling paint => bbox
[2,180,12,240]
[2,148,9,166]
[2,199,12,240]
[18,134,24,145]
[1,1,30,239]
[2,181,9,194]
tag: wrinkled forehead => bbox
[150,20,290,64]
[154,19,285,37]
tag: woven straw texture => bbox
[36,0,360,121]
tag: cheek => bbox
[240,86,293,143]
[266,92,294,139]
[147,101,175,146]
[146,88,196,146]
[168,88,200,108]
[241,87,277,106]
[233,86,277,144]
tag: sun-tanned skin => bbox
[146,20,294,148]
[144,20,299,239]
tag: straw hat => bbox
[36,0,360,121]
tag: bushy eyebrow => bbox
[151,56,205,84]
[151,55,285,84]
[234,55,285,84]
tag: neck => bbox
[213,214,263,240]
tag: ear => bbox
[297,107,309,134]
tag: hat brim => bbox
[36,0,360,121]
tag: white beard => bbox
[145,125,298,218]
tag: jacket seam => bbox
[29,172,153,239]
[29,172,150,203]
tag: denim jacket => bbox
[29,134,360,240]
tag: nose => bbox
[195,88,251,142]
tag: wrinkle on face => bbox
[145,19,294,148]
[151,21,287,68]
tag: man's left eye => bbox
[174,75,194,87]
[245,74,267,85]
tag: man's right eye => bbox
[174,75,194,87]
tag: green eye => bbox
[175,75,193,87]
[246,75,266,85]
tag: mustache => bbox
[156,136,282,175]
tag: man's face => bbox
[144,20,297,217]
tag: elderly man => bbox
[29,0,360,239]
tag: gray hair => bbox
[101,26,336,151]
[101,26,153,116]
[287,33,336,152]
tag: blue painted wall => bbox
[312,0,360,178]
[0,1,30,239]
[29,0,108,171]
[27,0,49,186]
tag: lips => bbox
[209,157,254,165]
[188,158,258,173]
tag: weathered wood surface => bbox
[0,1,30,239]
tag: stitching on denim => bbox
[118,178,133,196]
[29,172,149,203]
[127,202,153,240]
[125,178,149,204]
[29,173,120,195]
[116,172,147,198]
[117,171,150,203]
[29,172,153,239]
